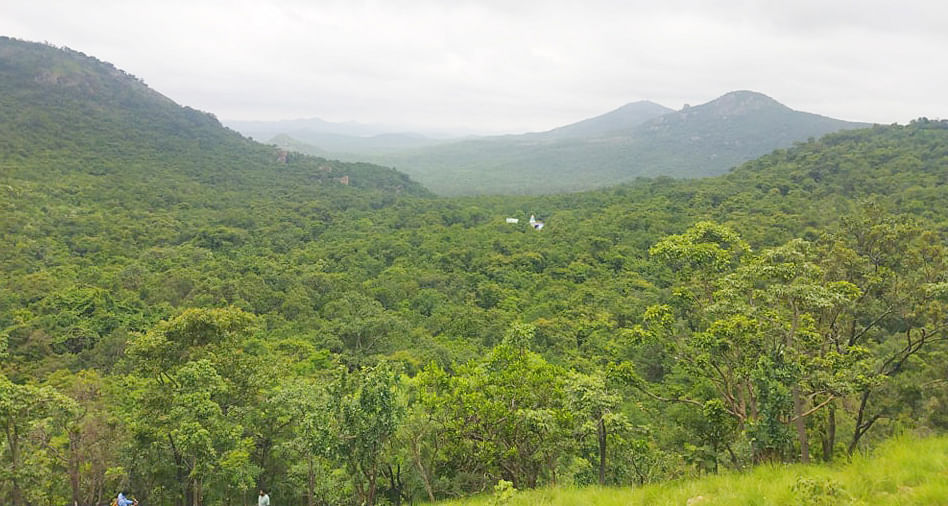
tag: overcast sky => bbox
[3,0,947,133]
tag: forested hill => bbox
[661,119,948,238]
[0,36,428,196]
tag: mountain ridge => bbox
[0,36,428,196]
[270,90,870,195]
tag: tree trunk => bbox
[307,455,316,506]
[597,417,607,485]
[788,308,809,464]
[256,436,276,498]
[385,463,403,506]
[821,403,836,462]
[69,430,82,506]
[725,443,739,468]
[410,438,435,502]
[192,475,202,506]
[848,390,873,455]
[364,461,378,506]
[8,424,23,506]
[93,474,103,506]
[792,386,809,464]
[169,434,187,506]
[546,452,557,487]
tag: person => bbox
[258,489,270,506]
[117,492,135,506]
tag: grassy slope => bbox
[434,436,948,505]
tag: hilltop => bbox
[627,90,866,161]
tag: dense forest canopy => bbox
[1,37,946,505]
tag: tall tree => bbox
[415,339,572,491]
[565,371,625,485]
[819,206,948,454]
[325,363,402,506]
[124,307,261,506]
[0,374,76,505]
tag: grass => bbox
[432,435,948,505]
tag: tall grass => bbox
[432,435,948,505]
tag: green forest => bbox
[1,38,947,505]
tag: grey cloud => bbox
[1,0,946,131]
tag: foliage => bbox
[0,37,946,505]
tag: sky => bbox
[3,0,947,134]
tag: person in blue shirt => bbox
[117,492,136,506]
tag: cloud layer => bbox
[3,0,946,132]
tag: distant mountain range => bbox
[244,92,870,195]
[227,116,395,138]
[224,117,474,155]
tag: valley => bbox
[0,36,946,506]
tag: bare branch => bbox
[790,396,835,422]
[848,308,893,347]
[630,383,741,419]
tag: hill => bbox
[254,101,670,172]
[244,93,865,197]
[329,91,867,195]
[269,130,446,155]
[0,36,429,197]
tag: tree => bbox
[415,340,572,491]
[819,206,948,454]
[565,371,624,485]
[124,307,261,505]
[396,400,440,502]
[324,363,402,506]
[37,369,123,506]
[0,374,76,506]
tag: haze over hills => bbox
[227,116,397,138]
[524,100,674,140]
[257,91,870,195]
[224,116,478,156]
[225,116,451,154]
[227,101,675,159]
